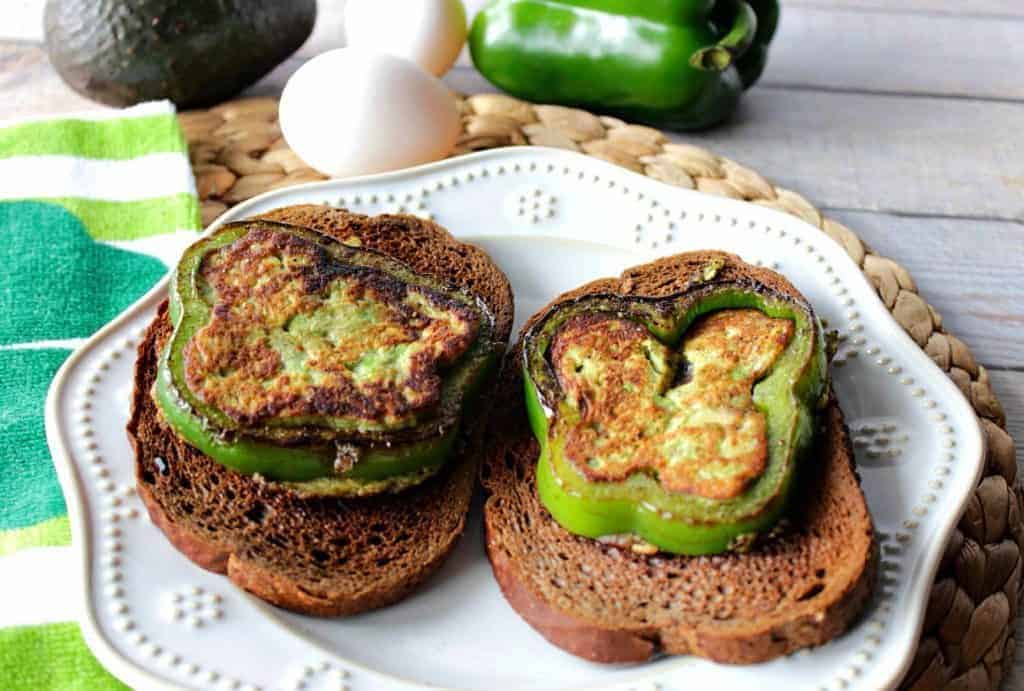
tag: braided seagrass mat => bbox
[179,95,1021,691]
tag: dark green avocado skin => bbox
[44,0,316,108]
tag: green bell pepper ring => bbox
[522,281,828,555]
[154,220,499,491]
[154,361,459,483]
[469,0,778,130]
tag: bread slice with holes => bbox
[127,205,513,616]
[481,250,878,664]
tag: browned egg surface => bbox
[552,309,793,499]
[183,227,479,430]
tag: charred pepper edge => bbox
[521,281,828,555]
[167,220,498,444]
[526,283,825,490]
[528,306,813,525]
[154,364,459,484]
[154,219,500,488]
[523,278,823,412]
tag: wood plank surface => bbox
[828,210,1024,370]
[655,89,1024,222]
[444,66,1024,222]
[786,0,1024,18]
[0,42,98,120]
[764,6,1024,100]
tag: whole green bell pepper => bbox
[469,0,779,130]
[521,280,827,555]
[725,0,779,88]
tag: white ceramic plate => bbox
[47,148,984,691]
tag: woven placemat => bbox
[179,95,1021,691]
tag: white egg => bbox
[344,0,468,77]
[279,48,460,178]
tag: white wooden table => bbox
[2,0,1022,686]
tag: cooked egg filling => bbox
[552,309,793,499]
[183,226,479,430]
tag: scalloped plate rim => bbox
[44,147,986,691]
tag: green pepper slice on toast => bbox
[522,281,827,555]
[154,220,498,495]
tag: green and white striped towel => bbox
[0,101,201,689]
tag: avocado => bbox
[44,0,316,108]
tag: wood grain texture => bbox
[764,6,1024,100]
[445,67,1024,222]
[827,210,1024,369]
[0,43,101,120]
[667,89,1023,221]
[302,0,1024,88]
[786,0,1024,18]
[0,43,310,122]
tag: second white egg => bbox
[279,48,460,178]
[344,0,468,77]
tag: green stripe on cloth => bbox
[0,201,169,345]
[0,623,128,690]
[0,349,72,533]
[43,194,202,241]
[0,102,197,684]
[0,113,185,160]
[0,516,71,556]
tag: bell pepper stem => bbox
[690,0,758,71]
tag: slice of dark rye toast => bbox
[481,251,879,665]
[127,205,514,616]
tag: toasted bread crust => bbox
[482,250,877,664]
[486,398,878,663]
[134,441,458,617]
[488,543,658,662]
[128,206,512,616]
[135,477,230,573]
